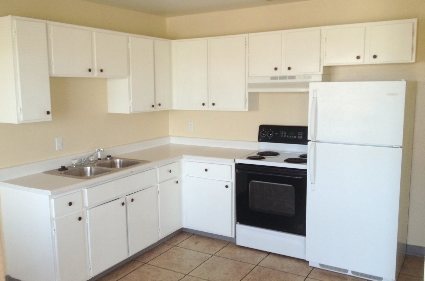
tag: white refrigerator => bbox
[306,81,416,281]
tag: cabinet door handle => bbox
[46,111,51,115]
[169,170,172,173]
[151,105,154,108]
[274,67,278,71]
[212,103,215,106]
[225,185,229,188]
[100,69,104,73]
[373,55,378,59]
[131,199,134,202]
[158,103,162,106]
[287,67,291,70]
[88,68,92,72]
[68,202,72,206]
[121,202,125,206]
[78,217,82,221]
[176,180,179,184]
[202,103,205,106]
[205,168,208,172]
[356,55,361,60]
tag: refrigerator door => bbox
[308,81,406,146]
[306,142,402,279]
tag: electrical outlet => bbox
[188,122,194,131]
[55,137,63,150]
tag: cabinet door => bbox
[248,32,282,76]
[126,186,159,256]
[48,24,94,77]
[14,19,51,123]
[323,26,366,65]
[172,39,208,110]
[54,211,88,281]
[209,36,247,110]
[87,199,128,277]
[94,32,129,78]
[159,178,181,238]
[369,21,415,64]
[129,37,155,112]
[154,40,172,110]
[284,29,322,74]
[185,177,232,237]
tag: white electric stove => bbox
[235,125,308,260]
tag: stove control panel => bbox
[258,125,308,144]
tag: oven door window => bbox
[249,181,295,216]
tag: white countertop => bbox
[2,144,254,196]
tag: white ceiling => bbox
[84,0,310,17]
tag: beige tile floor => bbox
[98,232,424,281]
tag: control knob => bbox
[260,130,267,138]
[267,131,274,138]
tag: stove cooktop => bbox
[235,125,308,169]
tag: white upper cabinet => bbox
[209,35,247,110]
[323,26,366,65]
[107,37,172,114]
[369,21,416,64]
[248,32,282,76]
[94,32,129,78]
[48,24,94,76]
[284,29,322,74]
[249,28,322,76]
[173,35,250,111]
[323,19,416,66]
[48,24,129,78]
[173,39,209,110]
[154,40,172,110]
[0,17,51,124]
[129,37,155,112]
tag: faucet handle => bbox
[96,148,104,160]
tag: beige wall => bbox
[167,0,425,248]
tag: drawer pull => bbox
[205,169,208,172]
[68,202,73,206]
[373,54,378,59]
[100,69,104,73]
[121,202,125,206]
[225,185,229,188]
[131,199,134,202]
[176,180,179,184]
[274,67,278,71]
[78,217,82,221]
[169,170,172,173]
[88,68,92,72]
[356,55,361,59]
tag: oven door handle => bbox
[235,169,304,179]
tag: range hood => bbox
[247,74,330,93]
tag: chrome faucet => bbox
[81,148,104,165]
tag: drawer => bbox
[185,161,232,181]
[52,191,83,218]
[158,162,179,183]
[85,169,156,207]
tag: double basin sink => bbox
[45,158,150,179]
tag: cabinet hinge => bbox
[12,27,17,37]
[18,107,22,115]
[89,263,92,271]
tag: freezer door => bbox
[306,142,402,279]
[308,81,406,146]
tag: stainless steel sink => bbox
[62,166,112,178]
[43,157,150,179]
[95,158,149,169]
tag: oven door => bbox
[236,163,307,236]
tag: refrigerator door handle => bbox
[309,90,318,141]
[309,142,316,190]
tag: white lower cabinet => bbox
[54,211,88,281]
[159,178,182,238]
[183,160,235,237]
[87,198,128,277]
[185,177,232,237]
[126,186,159,256]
